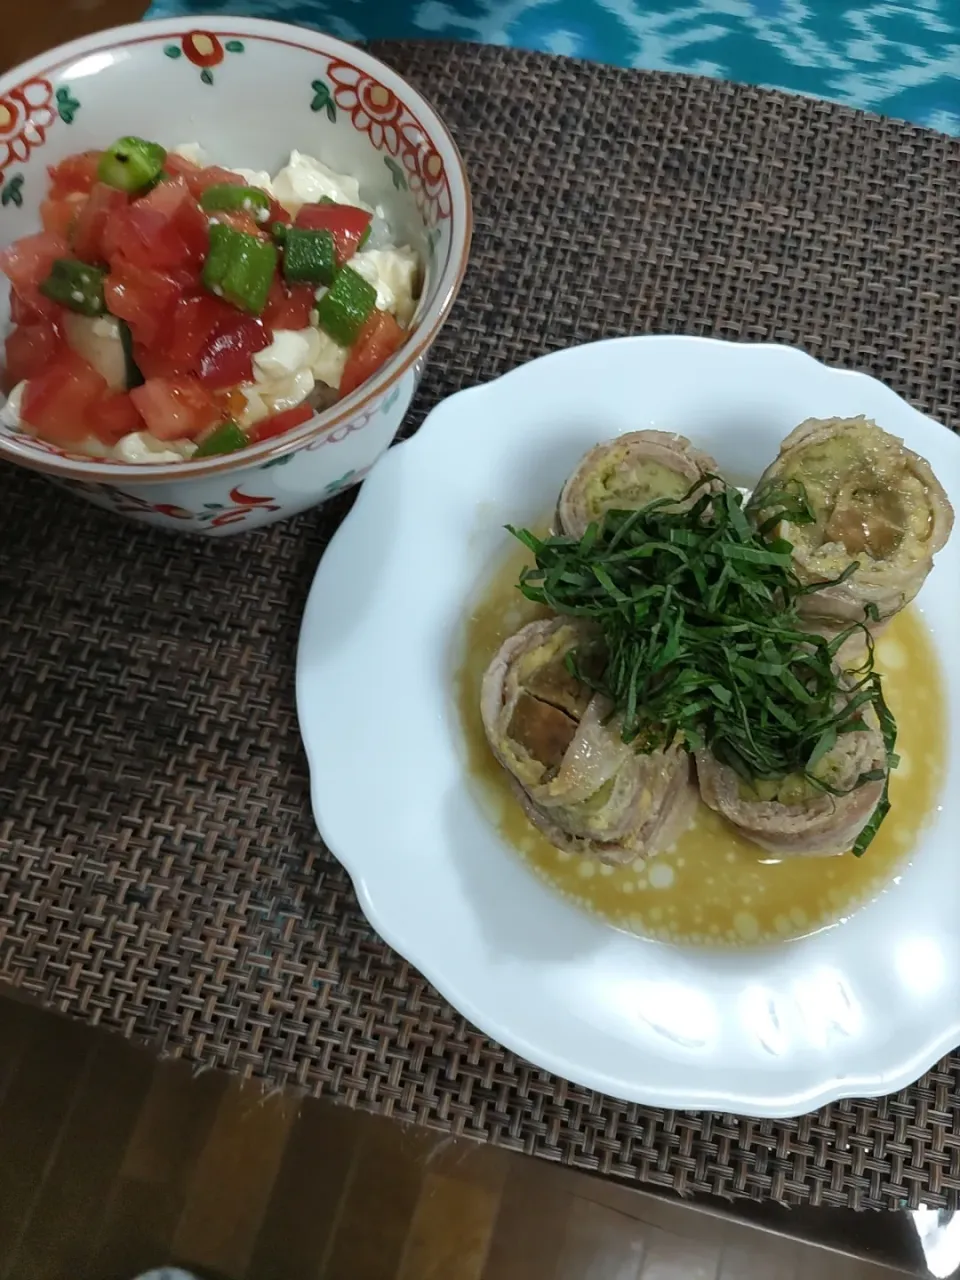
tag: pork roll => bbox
[480,618,696,863]
[753,416,954,631]
[695,694,888,857]
[556,430,722,539]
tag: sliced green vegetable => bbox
[39,258,106,316]
[202,223,277,315]
[201,184,272,219]
[193,420,248,458]
[97,136,167,194]
[282,226,337,286]
[315,266,377,345]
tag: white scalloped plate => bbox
[297,336,960,1116]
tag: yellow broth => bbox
[456,539,947,946]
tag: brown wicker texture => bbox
[2,42,960,1211]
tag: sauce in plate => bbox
[456,539,947,946]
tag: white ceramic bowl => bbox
[298,336,960,1115]
[0,17,471,534]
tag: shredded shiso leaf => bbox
[508,478,897,855]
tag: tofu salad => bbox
[0,137,421,461]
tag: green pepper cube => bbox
[193,420,248,458]
[39,258,107,317]
[282,227,337,286]
[97,136,167,194]
[201,184,272,220]
[316,266,377,346]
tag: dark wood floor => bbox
[0,990,935,1280]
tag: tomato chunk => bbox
[20,349,108,446]
[197,314,270,389]
[295,203,372,266]
[104,262,189,347]
[72,183,129,264]
[40,196,82,239]
[130,376,222,441]
[4,320,62,391]
[88,391,144,443]
[165,156,246,201]
[157,294,234,375]
[47,150,102,199]
[263,278,315,331]
[248,402,315,443]
[104,178,208,275]
[339,310,405,397]
[0,230,70,296]
[207,209,269,240]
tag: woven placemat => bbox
[2,42,960,1211]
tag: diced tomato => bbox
[197,313,270,389]
[3,319,62,390]
[47,150,102,199]
[164,156,289,223]
[130,376,222,441]
[0,230,70,316]
[165,157,246,201]
[157,294,235,375]
[88,391,144,443]
[339,311,406,397]
[162,153,200,179]
[103,178,208,275]
[8,286,60,326]
[104,262,190,347]
[40,195,82,239]
[208,209,268,240]
[20,348,108,445]
[263,278,315,331]
[72,183,129,264]
[295,203,372,266]
[248,402,315,444]
[129,344,170,381]
[267,196,292,226]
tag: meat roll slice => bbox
[480,618,695,864]
[754,416,954,631]
[556,430,722,539]
[695,697,888,857]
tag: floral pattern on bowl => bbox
[0,17,471,535]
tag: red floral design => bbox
[400,129,451,225]
[327,59,450,223]
[98,485,194,519]
[328,61,403,155]
[0,79,56,176]
[198,484,280,528]
[182,31,225,68]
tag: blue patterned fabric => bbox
[144,0,960,135]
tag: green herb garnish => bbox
[509,480,898,854]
